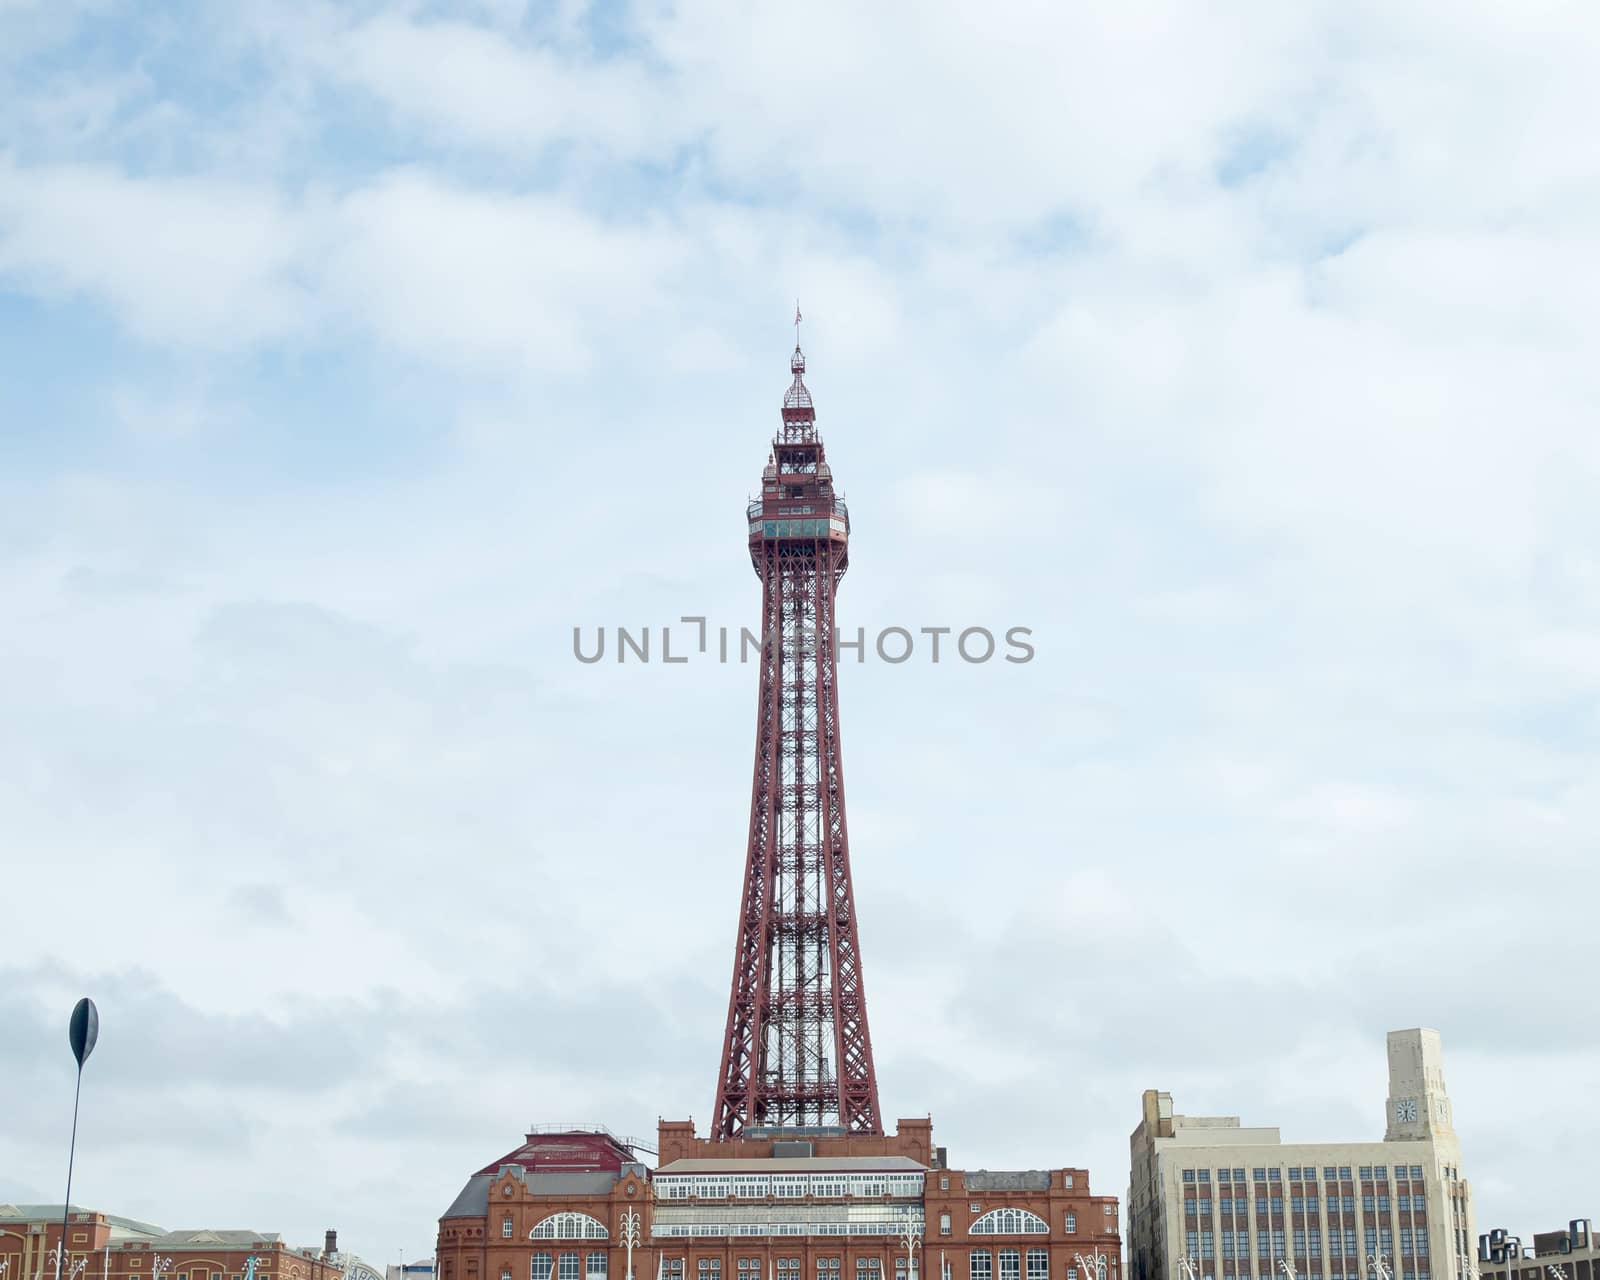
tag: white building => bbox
[1128,1029,1475,1280]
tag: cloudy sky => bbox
[3,0,1598,1264]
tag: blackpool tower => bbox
[712,324,882,1140]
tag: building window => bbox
[1201,1233,1215,1261]
[971,1253,993,1280]
[1309,1230,1321,1254]
[532,1256,554,1280]
[1222,1232,1235,1259]
[1026,1252,1047,1280]
[1293,1231,1306,1257]
[999,1252,1020,1280]
[941,1215,952,1236]
[503,1270,513,1280]
[560,1257,581,1280]
[972,1210,1050,1237]
[815,1263,839,1280]
[942,1178,951,1191]
[1064,1215,1076,1235]
[588,1257,607,1279]
[1187,1234,1199,1259]
[505,1218,516,1239]
[533,1215,609,1241]
[1253,1171,1266,1184]
[1199,1201,1213,1217]
[742,1263,763,1280]
[1064,1175,1074,1189]
[700,1266,722,1280]
[856,1264,879,1280]
[1410,1167,1423,1180]
[1184,1171,1196,1184]
[1199,1172,1212,1184]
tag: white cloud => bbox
[2,0,1600,1261]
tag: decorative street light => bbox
[1501,1238,1523,1280]
[1368,1255,1393,1280]
[1546,1267,1567,1280]
[898,1215,922,1280]
[1178,1258,1200,1280]
[620,1211,641,1280]
[151,1256,173,1280]
[1280,1261,1299,1280]
[58,999,100,1280]
[1075,1252,1108,1280]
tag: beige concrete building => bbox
[1127,1030,1474,1280]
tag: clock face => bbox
[1395,1098,1418,1123]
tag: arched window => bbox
[970,1210,1050,1237]
[531,1214,610,1241]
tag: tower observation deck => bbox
[713,332,881,1139]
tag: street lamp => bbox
[898,1216,922,1280]
[1545,1268,1567,1280]
[1279,1261,1298,1280]
[620,1211,641,1280]
[1502,1238,1523,1280]
[1367,1256,1392,1280]
[151,1256,173,1280]
[1074,1253,1108,1280]
[59,999,100,1280]
[1177,1259,1199,1280]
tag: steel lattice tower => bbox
[713,329,882,1140]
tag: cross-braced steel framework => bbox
[713,338,882,1139]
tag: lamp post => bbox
[1074,1252,1108,1280]
[1545,1268,1566,1280]
[59,999,100,1280]
[151,1256,173,1280]
[1280,1261,1298,1280]
[898,1217,922,1280]
[1177,1258,1199,1280]
[1368,1255,1393,1280]
[620,1211,641,1280]
[1501,1239,1522,1280]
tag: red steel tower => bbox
[713,327,882,1140]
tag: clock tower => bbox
[1384,1026,1456,1141]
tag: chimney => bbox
[325,1232,337,1257]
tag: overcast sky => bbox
[3,0,1598,1266]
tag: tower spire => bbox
[713,332,880,1139]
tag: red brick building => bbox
[435,1123,1120,1280]
[0,1205,347,1280]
